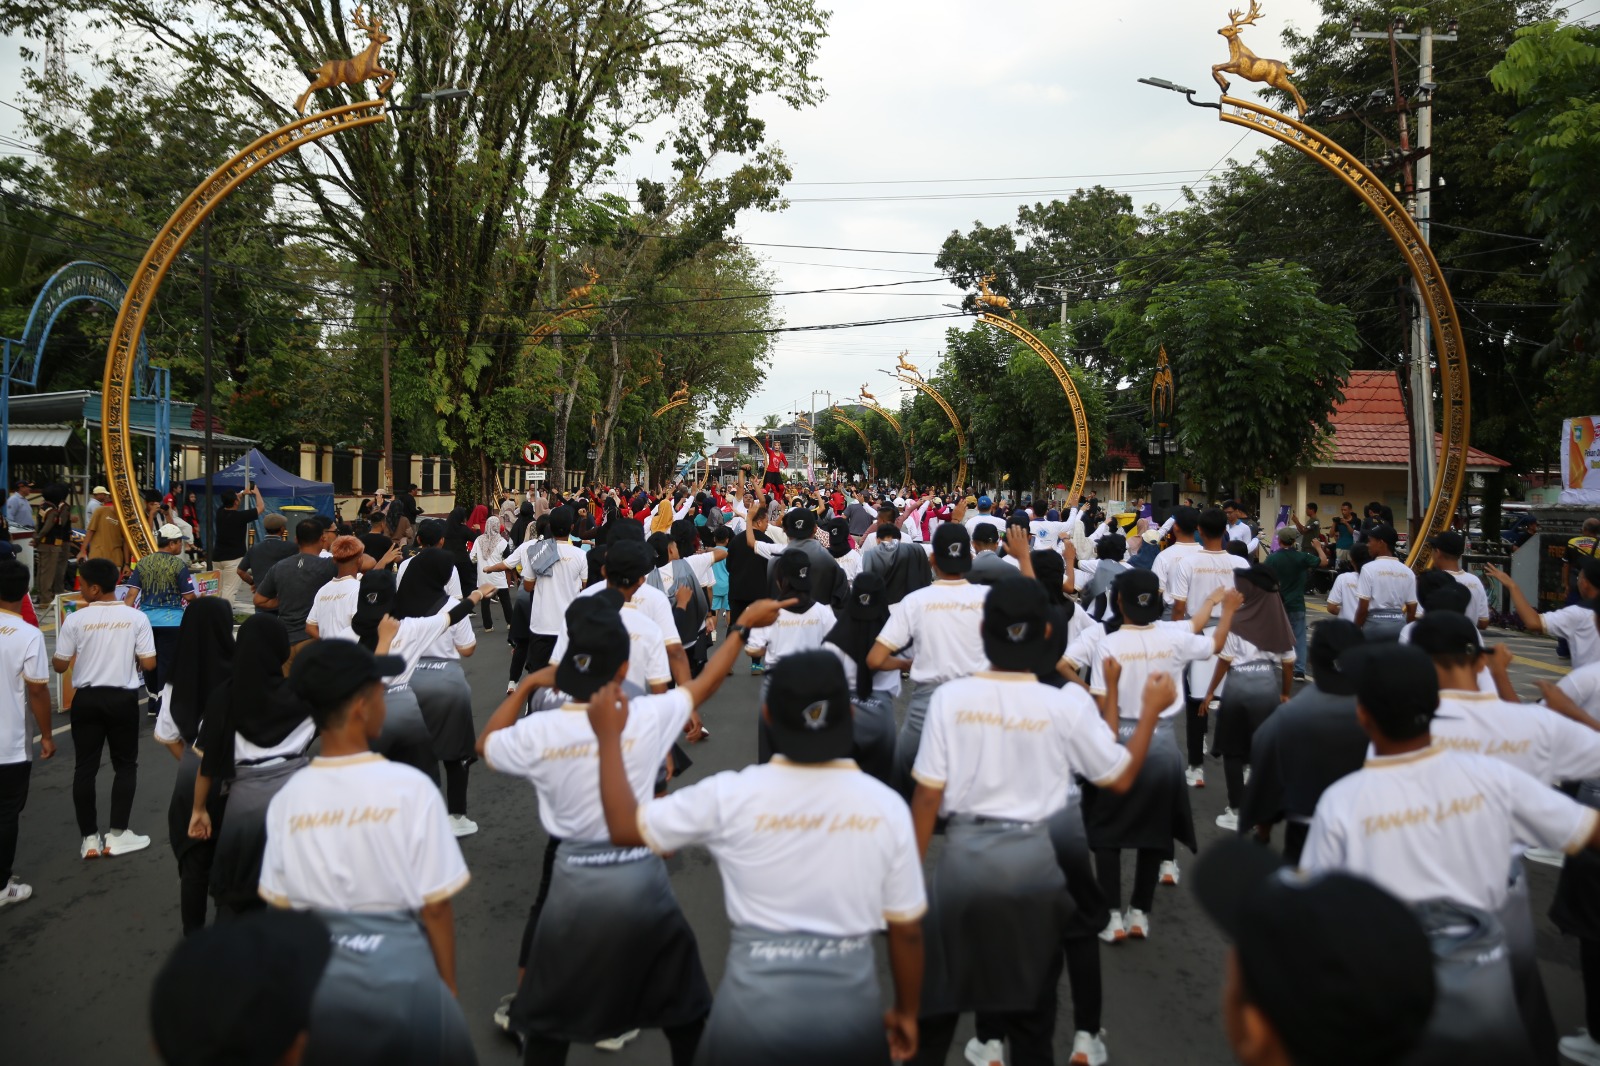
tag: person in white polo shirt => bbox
[1487,559,1600,669]
[1425,531,1491,629]
[1151,505,1202,608]
[867,522,989,798]
[504,505,589,676]
[304,535,372,642]
[748,550,835,761]
[911,578,1171,1066]
[590,650,926,1066]
[1352,524,1415,641]
[0,559,53,906]
[1170,507,1251,788]
[260,638,474,1066]
[53,557,156,859]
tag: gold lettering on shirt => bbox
[540,739,636,761]
[289,809,347,833]
[1434,736,1533,758]
[924,602,981,613]
[1360,792,1486,836]
[79,621,134,631]
[0,625,15,636]
[828,813,884,833]
[754,813,827,832]
[953,710,1050,733]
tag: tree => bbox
[1106,255,1356,493]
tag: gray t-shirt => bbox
[241,537,297,587]
[258,553,338,643]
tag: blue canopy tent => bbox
[181,449,336,549]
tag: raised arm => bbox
[1485,564,1544,632]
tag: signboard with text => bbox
[1561,417,1600,505]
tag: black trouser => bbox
[509,590,533,682]
[0,760,30,882]
[918,952,1065,1066]
[518,835,563,969]
[1184,697,1208,768]
[70,686,141,837]
[179,843,215,935]
[443,759,470,816]
[525,634,558,675]
[523,1017,706,1066]
[1583,940,1600,1035]
[975,933,1102,1045]
[1094,847,1166,915]
[1223,757,1248,811]
[728,597,753,630]
[481,588,513,629]
[145,627,180,696]
[1282,821,1311,867]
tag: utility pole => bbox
[1033,283,1072,338]
[1353,16,1456,540]
[379,281,395,495]
[201,218,215,569]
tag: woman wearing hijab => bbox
[442,506,476,598]
[510,500,536,547]
[187,614,315,915]
[823,572,897,784]
[467,503,489,536]
[649,498,675,535]
[387,548,495,836]
[1196,564,1296,831]
[1078,534,1129,620]
[470,516,513,631]
[151,597,235,935]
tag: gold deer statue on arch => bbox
[1212,1,1308,115]
[295,6,397,115]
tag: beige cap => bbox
[157,523,185,541]
[92,485,110,495]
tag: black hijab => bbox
[352,569,396,650]
[510,501,535,546]
[442,507,473,555]
[167,597,236,745]
[199,614,310,780]
[391,547,454,619]
[825,573,891,700]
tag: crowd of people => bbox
[6,464,1600,1066]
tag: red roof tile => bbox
[1328,371,1508,468]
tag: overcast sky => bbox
[1,0,1333,441]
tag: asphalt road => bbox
[0,608,1590,1065]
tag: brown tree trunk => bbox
[592,333,627,483]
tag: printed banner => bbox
[1561,417,1600,505]
[194,570,221,598]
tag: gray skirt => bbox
[1213,663,1281,760]
[167,744,218,867]
[1406,899,1532,1065]
[1362,609,1406,643]
[1084,718,1196,854]
[922,817,1070,1016]
[210,756,307,909]
[891,681,938,800]
[409,658,476,763]
[852,692,897,786]
[375,685,438,784]
[512,841,712,1042]
[698,926,888,1066]
[301,910,476,1066]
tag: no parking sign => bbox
[522,440,547,466]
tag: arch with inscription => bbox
[977,313,1091,503]
[101,100,390,560]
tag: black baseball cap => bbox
[555,590,630,699]
[1367,523,1400,546]
[781,507,818,539]
[1427,530,1466,557]
[1338,642,1438,740]
[604,538,653,584]
[822,517,852,558]
[764,650,854,763]
[1115,568,1164,625]
[848,571,889,621]
[150,910,332,1066]
[775,548,813,595]
[982,577,1051,671]
[1309,619,1364,695]
[290,639,405,711]
[1195,837,1435,1066]
[931,521,972,574]
[1416,569,1471,614]
[1410,610,1484,658]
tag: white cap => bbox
[157,523,185,541]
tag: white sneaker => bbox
[1098,910,1126,944]
[1526,846,1566,869]
[1070,1029,1109,1066]
[505,680,517,695]
[1126,908,1150,939]
[492,992,514,1032]
[1186,766,1205,788]
[1560,1028,1600,1066]
[0,876,32,907]
[104,828,151,855]
[1215,808,1239,831]
[595,1030,641,1052]
[80,834,104,859]
[448,815,479,838]
[1243,764,1252,785]
[1159,859,1181,886]
[964,1037,1006,1066]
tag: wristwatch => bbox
[728,624,752,642]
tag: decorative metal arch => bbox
[886,369,968,488]
[855,398,912,486]
[830,406,876,480]
[101,100,390,560]
[1216,95,1468,568]
[978,312,1091,503]
[652,397,691,419]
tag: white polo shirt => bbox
[1062,619,1107,671]
[0,610,48,764]
[388,605,475,686]
[1357,556,1417,614]
[484,689,693,841]
[1169,550,1248,620]
[912,671,1130,821]
[1543,605,1600,669]
[1301,746,1599,912]
[1152,539,1201,604]
[551,604,672,691]
[258,752,469,912]
[1559,662,1600,715]
[874,579,988,685]
[747,601,834,669]
[580,580,681,647]
[306,574,362,642]
[56,601,155,690]
[1431,689,1600,785]
[638,756,926,936]
[1090,622,1215,719]
[1446,569,1491,626]
[1326,570,1360,619]
[518,541,588,636]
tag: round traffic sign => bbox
[522,440,547,466]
